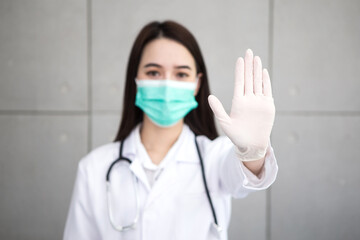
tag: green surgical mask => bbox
[135,79,198,127]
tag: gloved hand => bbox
[208,49,275,161]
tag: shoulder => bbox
[183,124,232,148]
[196,134,233,152]
[78,124,140,172]
[78,141,120,173]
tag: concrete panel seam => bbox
[267,1,274,240]
[0,110,88,116]
[87,0,93,152]
[277,111,360,116]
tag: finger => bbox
[263,68,273,97]
[244,49,254,96]
[253,56,263,95]
[208,95,231,123]
[234,57,245,97]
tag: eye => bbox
[176,72,189,78]
[146,71,160,77]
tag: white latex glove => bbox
[208,49,275,161]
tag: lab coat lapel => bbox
[144,125,197,208]
[124,123,199,208]
[129,157,151,192]
[145,160,179,208]
[121,125,152,192]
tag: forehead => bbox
[139,38,196,68]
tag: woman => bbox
[64,20,278,240]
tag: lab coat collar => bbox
[175,124,199,164]
[119,122,200,204]
[122,122,199,164]
[118,125,151,191]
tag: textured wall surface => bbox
[0,0,359,239]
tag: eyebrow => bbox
[144,63,192,70]
[144,63,162,68]
[175,65,192,70]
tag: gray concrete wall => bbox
[0,0,359,239]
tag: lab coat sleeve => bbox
[219,140,278,198]
[63,156,100,240]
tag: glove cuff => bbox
[234,142,269,162]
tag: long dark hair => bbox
[113,20,218,141]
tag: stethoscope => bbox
[105,134,222,233]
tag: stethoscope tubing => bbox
[194,135,219,228]
[105,133,221,232]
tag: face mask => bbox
[135,79,199,127]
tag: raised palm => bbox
[208,49,275,161]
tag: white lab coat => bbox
[64,123,278,240]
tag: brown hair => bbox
[113,20,218,141]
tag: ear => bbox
[195,73,203,96]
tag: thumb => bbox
[208,95,231,123]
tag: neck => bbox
[140,114,184,165]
